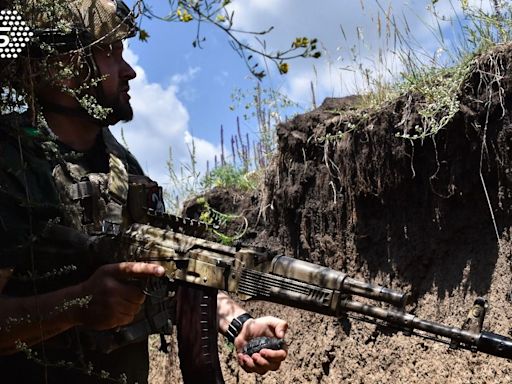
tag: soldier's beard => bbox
[110,98,133,123]
[101,88,134,125]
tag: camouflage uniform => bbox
[0,115,168,383]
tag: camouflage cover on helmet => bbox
[67,0,137,45]
[29,0,137,50]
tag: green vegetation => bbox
[140,0,321,79]
[335,1,512,140]
[196,197,248,245]
[201,164,258,191]
[391,1,512,140]
[396,63,472,140]
[166,83,298,212]
[230,84,301,166]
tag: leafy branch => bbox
[140,0,321,79]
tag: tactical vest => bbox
[52,128,174,353]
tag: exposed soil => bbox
[155,44,512,383]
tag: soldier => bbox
[0,1,287,382]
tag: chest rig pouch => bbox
[53,153,128,235]
[52,152,175,354]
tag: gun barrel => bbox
[270,256,409,307]
[342,299,512,359]
[343,299,475,340]
[478,332,512,359]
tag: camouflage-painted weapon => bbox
[96,216,512,361]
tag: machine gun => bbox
[95,211,512,359]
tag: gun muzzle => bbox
[477,331,512,359]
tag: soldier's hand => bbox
[75,262,165,330]
[234,316,288,375]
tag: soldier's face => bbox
[92,41,136,124]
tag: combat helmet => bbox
[29,0,138,55]
[24,0,139,121]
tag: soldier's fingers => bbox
[252,316,288,338]
[237,353,253,373]
[112,262,165,279]
[240,353,279,374]
[251,352,281,371]
[237,353,267,375]
[274,320,288,339]
[259,348,287,362]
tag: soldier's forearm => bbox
[0,283,83,355]
[216,291,248,335]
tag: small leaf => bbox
[177,8,193,22]
[254,70,266,80]
[279,62,289,74]
[138,28,150,42]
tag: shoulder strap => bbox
[102,153,129,234]
[102,127,144,175]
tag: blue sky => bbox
[113,0,493,196]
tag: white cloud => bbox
[214,70,230,86]
[171,66,201,85]
[111,44,219,190]
[170,66,201,102]
[225,0,498,105]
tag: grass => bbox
[201,164,258,191]
[302,0,512,148]
[395,62,472,140]
[165,83,297,212]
